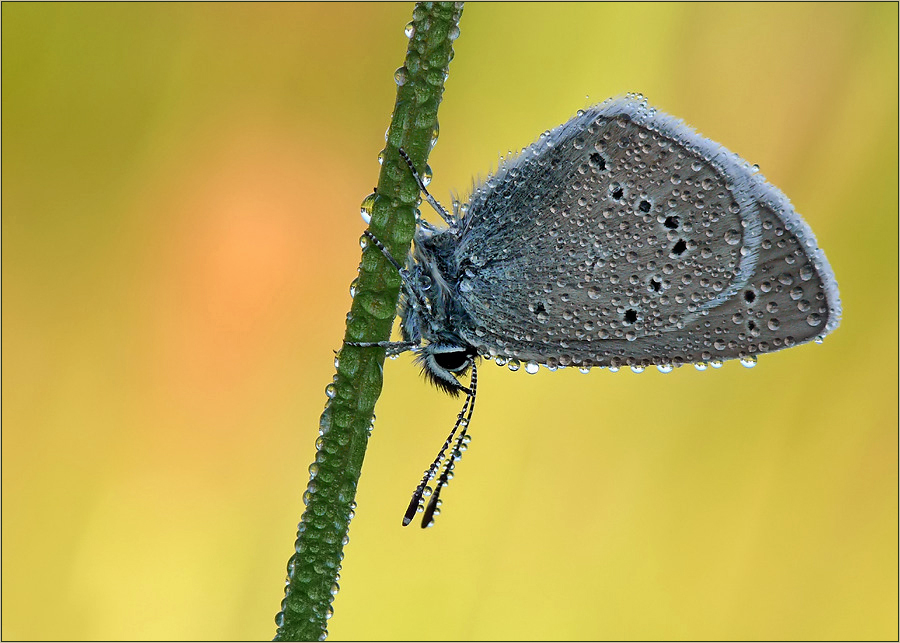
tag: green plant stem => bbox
[274,3,463,640]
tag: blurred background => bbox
[3,3,897,640]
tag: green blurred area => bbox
[2,3,897,640]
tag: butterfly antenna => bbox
[402,363,477,526]
[421,362,478,528]
[402,387,471,526]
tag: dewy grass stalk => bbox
[273,3,463,640]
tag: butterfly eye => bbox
[433,349,471,373]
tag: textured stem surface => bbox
[274,2,463,640]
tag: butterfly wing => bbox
[452,95,841,369]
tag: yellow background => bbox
[3,3,897,640]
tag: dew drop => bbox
[507,359,521,372]
[657,363,674,374]
[525,361,539,374]
[404,22,415,38]
[394,66,408,86]
[630,365,645,374]
[360,192,376,224]
[740,356,758,368]
[430,121,440,150]
[694,361,709,371]
[325,383,336,399]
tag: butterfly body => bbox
[358,95,841,526]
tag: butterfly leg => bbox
[344,339,420,356]
[347,230,434,355]
[398,147,457,229]
[359,230,431,315]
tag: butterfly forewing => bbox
[447,96,840,369]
